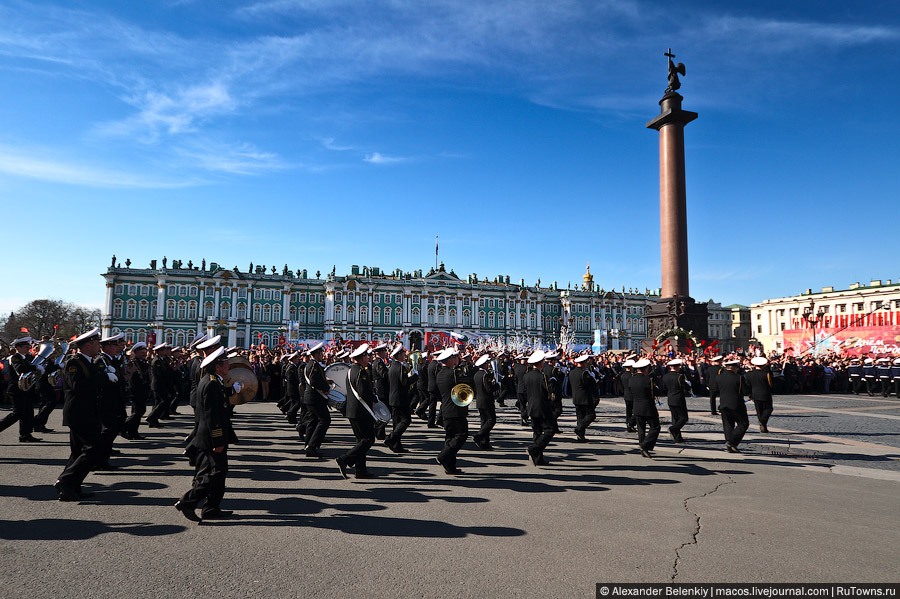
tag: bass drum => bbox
[224,356,259,405]
[324,362,351,396]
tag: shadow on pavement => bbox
[0,518,186,540]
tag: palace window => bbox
[449,309,457,326]
[237,303,247,320]
[395,307,402,323]
[127,284,136,296]
[220,302,230,317]
[412,307,421,325]
[139,301,149,320]
[463,310,471,327]
[373,307,381,324]
[125,300,136,320]
[427,308,435,325]
[179,285,187,296]
[488,312,495,328]
[263,305,272,322]
[166,300,176,319]
[113,300,123,319]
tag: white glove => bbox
[233,381,243,393]
[107,372,119,383]
[36,364,46,375]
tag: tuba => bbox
[450,383,475,407]
[18,342,56,391]
[47,341,71,388]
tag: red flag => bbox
[20,327,29,333]
[53,324,59,331]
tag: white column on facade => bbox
[156,281,166,319]
[104,278,115,319]
[227,323,237,348]
[471,295,479,331]
[536,298,542,331]
[246,285,254,326]
[402,291,410,326]
[341,289,348,325]
[198,285,206,324]
[282,284,291,325]
[230,287,238,319]
[213,286,221,318]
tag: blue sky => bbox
[1,0,898,315]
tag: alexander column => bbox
[645,49,708,345]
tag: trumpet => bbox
[450,383,475,407]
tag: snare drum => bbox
[327,388,347,414]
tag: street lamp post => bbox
[802,300,826,356]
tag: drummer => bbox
[336,344,378,479]
[301,343,331,458]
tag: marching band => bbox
[2,331,900,522]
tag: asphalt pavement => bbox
[1,393,897,598]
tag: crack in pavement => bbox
[670,474,737,582]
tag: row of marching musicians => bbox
[275,342,575,478]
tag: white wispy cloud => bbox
[320,137,355,152]
[699,16,900,52]
[175,141,286,175]
[363,152,407,165]
[0,145,200,188]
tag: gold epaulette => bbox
[211,428,224,437]
[209,374,217,381]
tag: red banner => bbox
[783,325,900,357]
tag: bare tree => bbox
[1,299,101,342]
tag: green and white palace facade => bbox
[101,258,660,351]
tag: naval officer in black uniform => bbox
[175,346,233,521]
[0,336,42,443]
[436,347,473,474]
[660,358,689,443]
[54,328,104,501]
[301,343,331,458]
[472,354,500,450]
[385,345,415,453]
[570,354,599,442]
[718,358,750,453]
[629,358,660,458]
[746,356,774,433]
[524,350,555,466]
[336,344,378,479]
